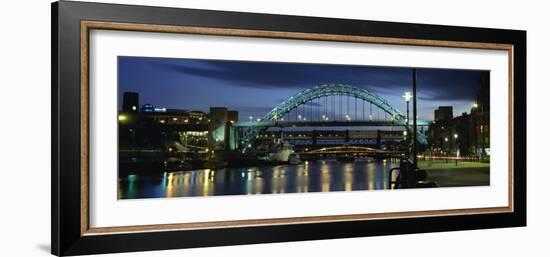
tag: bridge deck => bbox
[234,120,431,128]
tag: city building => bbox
[427,72,490,158]
[117,92,237,153]
[118,92,212,150]
[208,107,229,150]
[122,92,139,113]
[469,71,490,155]
[227,110,239,124]
[188,110,208,124]
[140,103,155,113]
[434,106,453,121]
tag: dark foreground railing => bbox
[388,158,438,189]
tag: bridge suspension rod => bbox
[362,99,365,120]
[355,97,357,120]
[370,102,373,121]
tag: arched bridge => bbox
[231,84,429,151]
[264,84,404,121]
[299,146,406,160]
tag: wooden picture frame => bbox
[52,1,526,255]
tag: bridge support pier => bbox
[312,130,318,146]
[376,129,381,148]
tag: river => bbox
[118,158,400,199]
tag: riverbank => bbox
[417,159,490,187]
[418,159,489,170]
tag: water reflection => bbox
[118,159,400,199]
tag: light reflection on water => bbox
[118,159,399,199]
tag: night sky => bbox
[118,56,487,121]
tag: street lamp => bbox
[444,137,449,163]
[403,92,412,158]
[403,92,412,124]
[453,133,459,166]
[472,102,484,158]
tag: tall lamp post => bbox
[403,91,412,161]
[412,69,418,167]
[453,133,459,166]
[403,69,417,167]
[444,137,449,163]
[403,92,412,124]
[472,102,480,158]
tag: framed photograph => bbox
[52,1,526,255]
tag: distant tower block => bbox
[226,110,239,150]
[208,107,228,150]
[476,71,490,111]
[227,110,239,124]
[434,106,453,121]
[122,92,139,112]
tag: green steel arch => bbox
[264,83,405,121]
[261,83,427,145]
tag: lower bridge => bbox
[298,146,406,160]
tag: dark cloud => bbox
[234,106,274,113]
[156,59,412,90]
[154,58,483,102]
